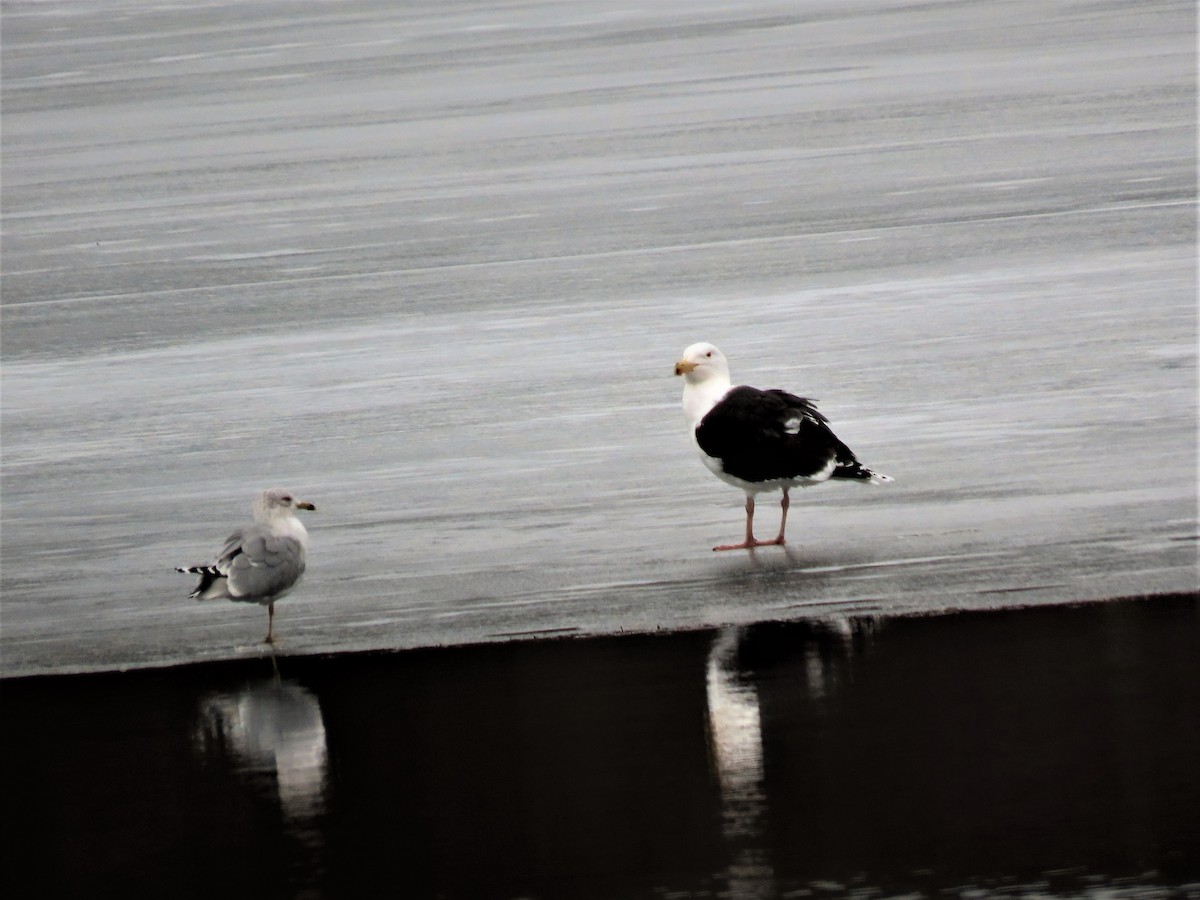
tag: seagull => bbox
[675,342,890,551]
[176,488,316,643]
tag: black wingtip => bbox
[831,461,892,483]
[178,564,222,599]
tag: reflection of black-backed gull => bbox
[674,342,891,552]
[176,488,316,643]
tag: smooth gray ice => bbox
[1,0,1196,676]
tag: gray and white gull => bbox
[176,488,316,643]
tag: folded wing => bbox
[696,386,861,483]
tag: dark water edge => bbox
[3,593,1198,899]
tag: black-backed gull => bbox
[675,342,890,551]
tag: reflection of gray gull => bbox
[675,342,891,551]
[176,489,316,643]
[195,679,329,823]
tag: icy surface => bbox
[1,0,1196,676]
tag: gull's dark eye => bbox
[282,496,292,503]
[705,351,712,357]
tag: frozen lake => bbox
[2,0,1196,676]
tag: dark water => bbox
[4,594,1197,899]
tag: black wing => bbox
[695,386,863,483]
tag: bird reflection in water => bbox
[803,615,877,702]
[706,626,776,899]
[705,618,879,898]
[192,666,330,856]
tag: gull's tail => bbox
[176,564,225,600]
[831,460,893,484]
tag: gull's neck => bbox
[682,374,733,428]
[255,507,309,545]
[272,514,309,545]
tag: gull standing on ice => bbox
[176,488,316,643]
[675,342,891,552]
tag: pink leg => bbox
[263,602,275,644]
[713,494,788,552]
[773,488,790,545]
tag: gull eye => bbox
[282,495,292,503]
[705,351,712,357]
